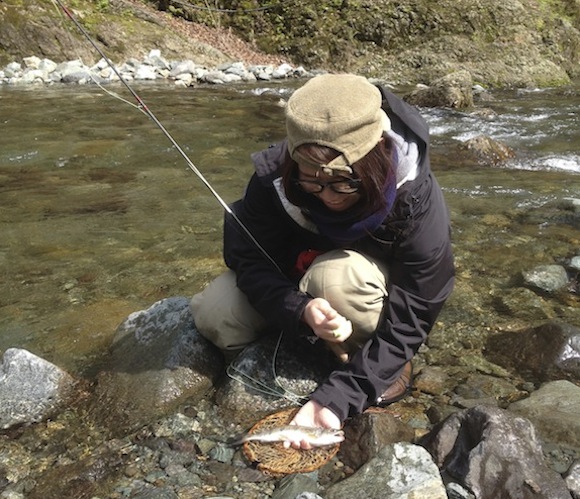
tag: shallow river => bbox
[0,80,578,377]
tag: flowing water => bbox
[1,80,579,377]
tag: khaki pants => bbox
[190,249,389,354]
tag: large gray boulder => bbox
[325,443,447,499]
[92,297,223,435]
[421,405,571,498]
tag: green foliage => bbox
[94,0,110,11]
[536,0,580,19]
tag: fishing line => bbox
[48,1,144,111]
[225,330,309,404]
[53,0,312,403]
[51,0,281,273]
[271,330,310,403]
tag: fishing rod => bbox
[52,0,281,272]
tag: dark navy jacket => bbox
[223,87,455,422]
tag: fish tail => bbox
[225,434,246,446]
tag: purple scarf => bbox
[300,164,398,246]
[306,184,395,245]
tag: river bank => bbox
[0,51,307,87]
[1,0,578,88]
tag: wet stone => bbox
[124,464,140,477]
[486,321,580,382]
[340,409,415,471]
[92,297,223,434]
[0,348,75,429]
[509,380,580,448]
[158,449,196,469]
[564,461,580,499]
[422,406,572,499]
[523,264,569,292]
[414,366,452,396]
[208,443,235,464]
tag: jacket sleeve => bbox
[223,173,312,333]
[310,173,455,422]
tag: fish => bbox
[231,425,345,447]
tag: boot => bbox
[375,361,413,407]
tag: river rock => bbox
[215,334,337,426]
[135,64,158,80]
[564,461,580,499]
[1,52,310,87]
[272,474,320,498]
[0,348,76,429]
[92,297,222,435]
[563,197,580,213]
[403,70,474,109]
[517,197,580,231]
[446,482,476,499]
[414,366,453,396]
[169,59,197,78]
[509,380,580,449]
[450,372,524,409]
[339,408,415,471]
[485,321,580,382]
[489,287,556,321]
[420,405,571,499]
[458,135,516,165]
[325,443,446,499]
[523,264,569,292]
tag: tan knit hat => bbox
[286,73,390,175]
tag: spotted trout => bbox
[232,425,345,447]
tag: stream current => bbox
[0,80,578,376]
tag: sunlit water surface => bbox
[1,81,578,376]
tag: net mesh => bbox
[242,408,340,475]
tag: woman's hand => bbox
[285,400,342,450]
[302,298,353,343]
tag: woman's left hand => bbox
[302,297,352,343]
[285,400,341,450]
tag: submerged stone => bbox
[485,321,580,382]
[523,264,569,293]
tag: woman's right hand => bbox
[302,298,352,343]
[285,400,342,450]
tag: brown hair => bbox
[282,133,395,214]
